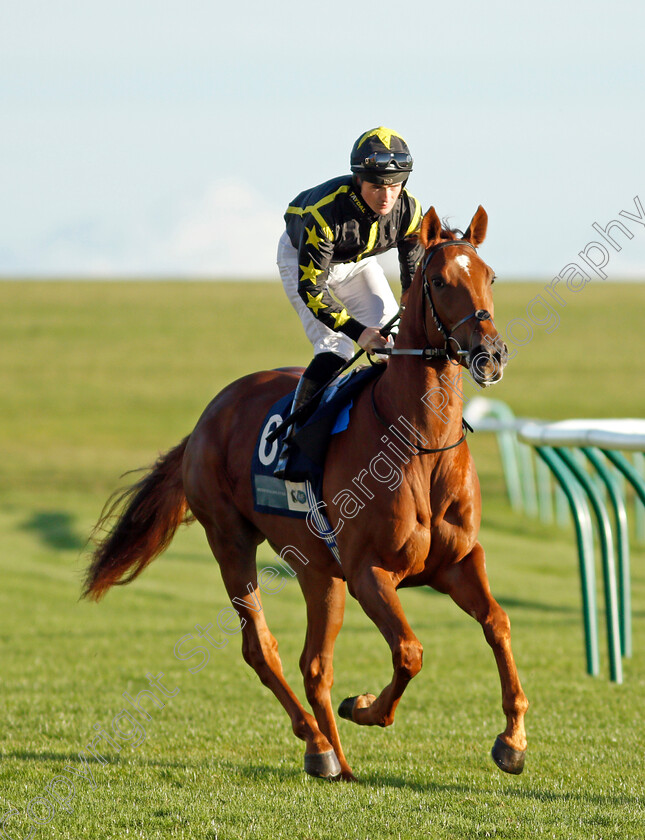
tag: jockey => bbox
[274,127,424,478]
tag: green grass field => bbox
[1,280,644,840]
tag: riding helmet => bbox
[350,127,413,186]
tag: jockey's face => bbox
[359,180,403,216]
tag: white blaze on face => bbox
[455,254,471,275]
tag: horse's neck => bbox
[378,357,465,448]
[378,290,465,445]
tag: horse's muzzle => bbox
[468,340,508,387]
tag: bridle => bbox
[420,240,493,360]
[371,238,495,454]
[378,239,494,363]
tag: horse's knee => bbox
[480,604,511,647]
[394,638,423,680]
[302,655,333,706]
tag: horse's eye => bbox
[432,278,445,289]
[491,275,496,285]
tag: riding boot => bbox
[273,376,321,479]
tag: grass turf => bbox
[0,280,644,839]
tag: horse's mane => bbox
[439,220,464,241]
[408,221,464,246]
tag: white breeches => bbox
[276,231,399,361]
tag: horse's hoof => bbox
[338,693,377,723]
[491,735,526,775]
[338,696,359,721]
[304,749,342,779]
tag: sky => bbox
[2,0,644,279]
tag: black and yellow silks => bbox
[284,175,424,342]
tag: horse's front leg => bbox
[339,564,423,728]
[435,542,529,774]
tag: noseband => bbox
[421,240,492,361]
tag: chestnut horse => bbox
[84,206,528,781]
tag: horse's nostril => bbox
[469,348,499,381]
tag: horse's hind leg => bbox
[201,520,341,779]
[436,542,529,774]
[298,568,355,780]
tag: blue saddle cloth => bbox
[251,364,384,519]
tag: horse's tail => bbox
[83,437,194,602]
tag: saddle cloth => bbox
[251,363,385,520]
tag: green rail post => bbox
[633,452,645,541]
[536,454,554,524]
[499,426,523,513]
[535,447,600,678]
[582,447,631,658]
[464,398,524,512]
[518,441,538,517]
[555,449,623,683]
[602,449,645,507]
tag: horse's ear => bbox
[463,205,488,247]
[419,207,442,248]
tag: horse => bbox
[84,205,529,781]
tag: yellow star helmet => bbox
[350,127,413,186]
